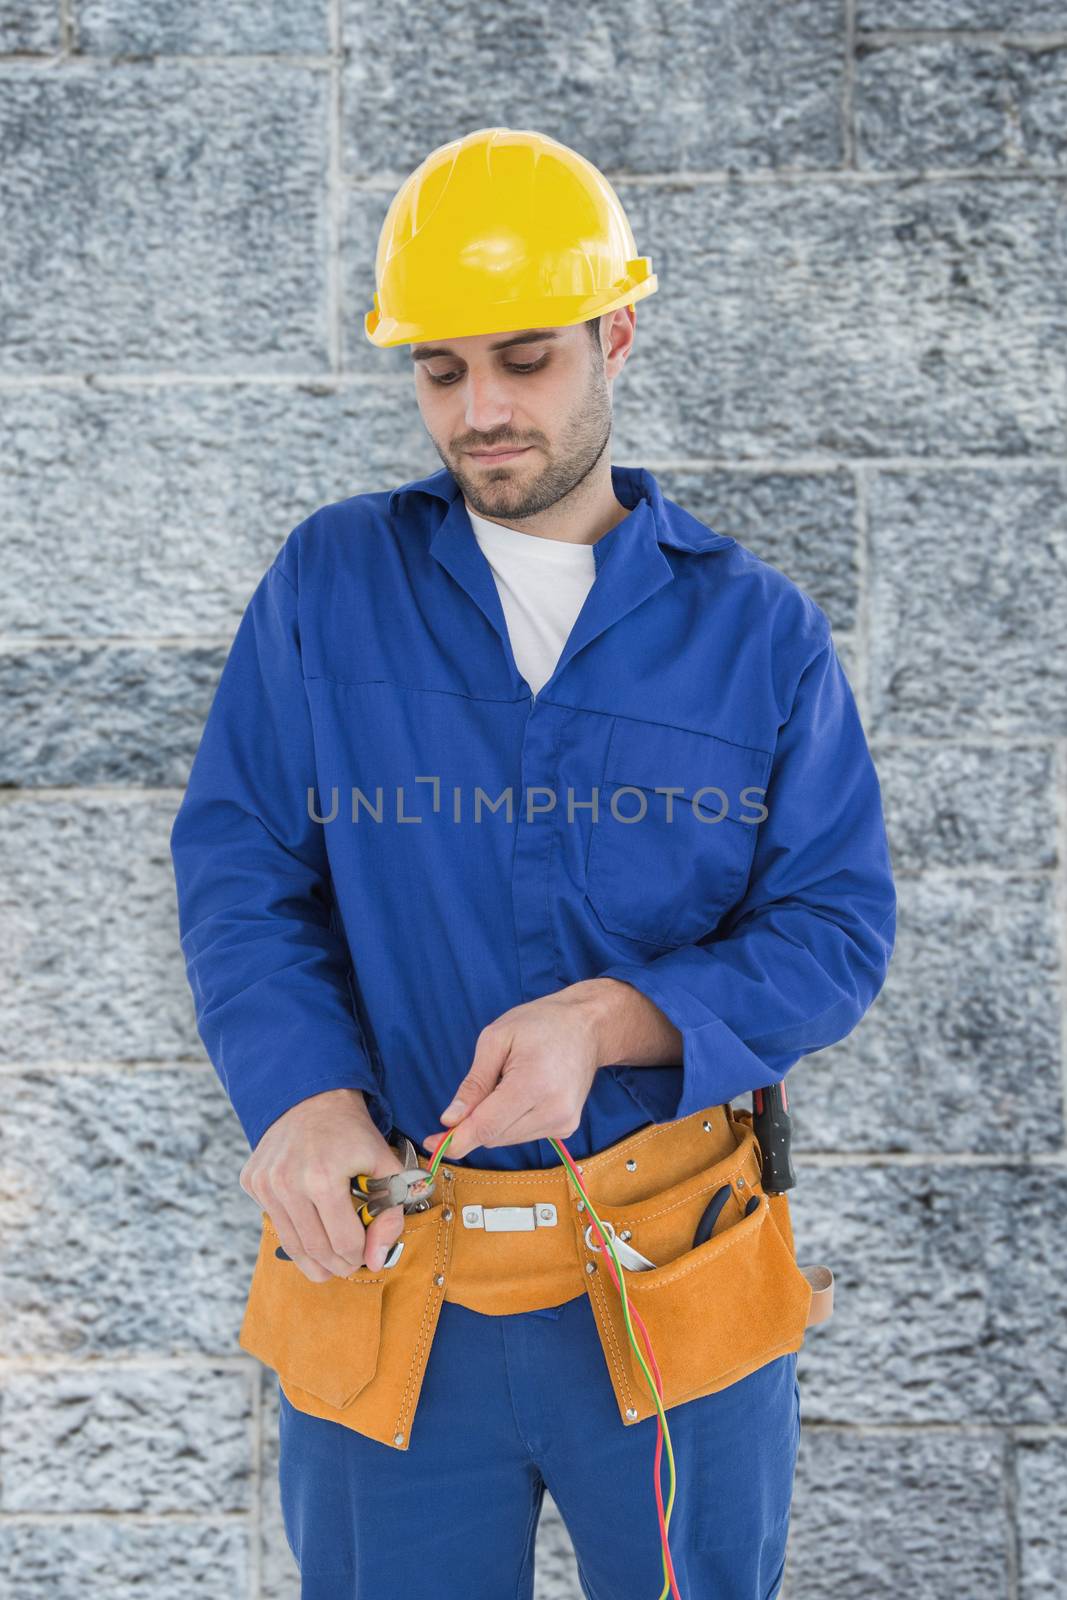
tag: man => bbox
[170,128,895,1598]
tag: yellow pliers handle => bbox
[349,1168,433,1227]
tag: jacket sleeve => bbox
[168,543,393,1151]
[595,627,897,1121]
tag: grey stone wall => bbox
[1,2,1064,1597]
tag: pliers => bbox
[271,1137,435,1264]
[350,1167,434,1226]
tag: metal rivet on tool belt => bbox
[736,1176,746,1189]
[539,1208,553,1221]
[434,1274,445,1286]
[626,1408,638,1421]
[620,1229,632,1242]
[394,1432,404,1445]
[576,1200,585,1212]
[586,1261,597,1274]
[443,1209,453,1221]
[625,1159,637,1172]
[702,1120,712,1132]
[464,1209,480,1224]
[441,1168,452,1181]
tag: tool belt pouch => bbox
[237,1198,450,1453]
[577,1106,829,1428]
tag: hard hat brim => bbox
[365,270,658,349]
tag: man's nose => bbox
[463,374,516,434]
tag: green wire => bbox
[425,1131,679,1600]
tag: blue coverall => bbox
[170,462,896,1597]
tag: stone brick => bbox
[1,1367,253,1512]
[75,0,329,55]
[1017,1436,1067,1600]
[0,796,214,1062]
[858,1,1067,27]
[787,1428,1010,1598]
[856,39,1067,170]
[789,872,1063,1156]
[868,469,1067,736]
[0,1,58,52]
[340,0,845,178]
[788,1164,1067,1425]
[0,1520,247,1598]
[874,742,1056,873]
[657,466,861,631]
[0,382,431,638]
[0,64,330,375]
[1,1066,256,1357]
[0,642,228,787]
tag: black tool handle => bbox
[752,1081,795,1193]
[692,1183,732,1248]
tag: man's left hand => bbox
[421,981,617,1162]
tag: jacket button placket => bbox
[510,699,564,1008]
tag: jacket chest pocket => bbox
[584,717,769,948]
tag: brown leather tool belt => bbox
[238,1100,834,1452]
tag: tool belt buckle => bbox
[461,1202,558,1232]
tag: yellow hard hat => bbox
[364,127,657,348]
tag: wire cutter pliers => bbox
[350,1167,434,1226]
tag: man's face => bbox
[410,316,624,521]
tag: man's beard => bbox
[443,369,613,523]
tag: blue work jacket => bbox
[169,463,896,1171]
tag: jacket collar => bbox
[388,463,735,555]
[387,463,734,698]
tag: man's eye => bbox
[426,357,548,387]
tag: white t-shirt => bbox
[467,504,596,700]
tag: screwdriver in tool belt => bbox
[751,1080,796,1193]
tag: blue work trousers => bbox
[277,1291,801,1599]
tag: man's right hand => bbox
[238,1089,407,1282]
